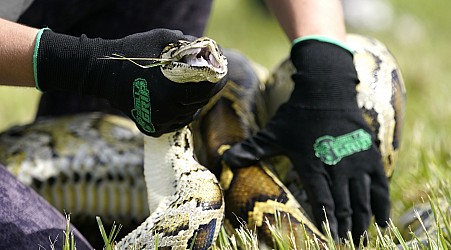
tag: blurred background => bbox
[1,0,450,220]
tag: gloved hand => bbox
[34,28,226,136]
[223,38,390,244]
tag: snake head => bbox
[161,37,228,83]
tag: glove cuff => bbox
[290,39,359,110]
[292,35,354,54]
[35,29,123,98]
[33,28,50,91]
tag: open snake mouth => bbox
[163,37,228,78]
[100,37,228,83]
[180,47,219,68]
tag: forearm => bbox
[0,18,39,87]
[265,0,346,42]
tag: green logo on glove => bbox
[313,129,372,165]
[131,78,155,133]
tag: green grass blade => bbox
[96,216,113,250]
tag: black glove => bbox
[223,39,390,244]
[34,29,226,136]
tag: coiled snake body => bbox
[0,34,405,249]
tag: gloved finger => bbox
[178,81,223,105]
[300,169,338,240]
[180,97,210,106]
[147,113,194,137]
[223,128,283,168]
[150,104,200,125]
[184,34,198,42]
[330,175,352,239]
[133,29,189,55]
[370,168,390,227]
[349,174,372,245]
[146,124,165,137]
[151,119,193,137]
[170,114,198,130]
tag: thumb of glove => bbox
[223,129,283,168]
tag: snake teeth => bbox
[175,46,224,70]
[161,37,228,83]
[181,48,211,67]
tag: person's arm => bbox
[265,0,346,42]
[0,20,227,137]
[0,18,38,87]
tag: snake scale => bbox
[0,34,405,249]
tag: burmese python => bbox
[0,34,405,249]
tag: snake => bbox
[0,34,405,249]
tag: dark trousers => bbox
[0,165,92,250]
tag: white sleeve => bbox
[0,0,34,21]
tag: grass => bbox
[96,217,122,250]
[43,214,76,250]
[82,182,449,250]
[212,186,451,250]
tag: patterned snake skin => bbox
[0,34,405,249]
